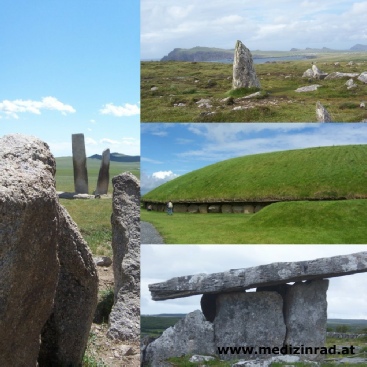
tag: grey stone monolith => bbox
[0,134,98,367]
[232,40,261,89]
[144,310,215,367]
[284,280,329,361]
[107,172,140,341]
[214,292,286,361]
[95,148,110,195]
[316,101,332,122]
[72,133,88,194]
[0,134,60,367]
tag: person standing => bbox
[167,200,173,215]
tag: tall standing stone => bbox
[107,172,140,341]
[95,148,110,195]
[72,133,88,193]
[0,134,60,367]
[232,40,261,89]
[213,292,286,361]
[316,101,333,122]
[284,279,329,360]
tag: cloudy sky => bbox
[141,244,367,319]
[141,0,367,59]
[141,123,367,194]
[0,1,139,157]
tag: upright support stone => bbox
[232,40,261,89]
[284,279,329,360]
[107,172,140,341]
[95,148,110,195]
[72,133,88,193]
[213,292,286,361]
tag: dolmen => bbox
[145,251,367,365]
[0,134,98,367]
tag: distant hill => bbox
[161,46,234,62]
[350,44,367,51]
[89,152,140,163]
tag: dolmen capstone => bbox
[95,148,110,195]
[232,40,261,89]
[72,133,89,194]
[107,172,140,341]
[145,251,367,364]
[0,134,98,367]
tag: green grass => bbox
[143,145,367,203]
[141,315,184,338]
[141,53,367,122]
[141,199,367,244]
[60,199,112,256]
[55,156,140,193]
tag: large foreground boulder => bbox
[107,173,140,341]
[144,310,215,367]
[232,40,261,89]
[0,134,98,367]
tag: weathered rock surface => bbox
[0,134,98,367]
[38,205,99,366]
[144,310,215,367]
[149,251,367,300]
[0,134,60,366]
[311,64,328,79]
[232,40,260,89]
[108,173,140,341]
[72,133,89,194]
[295,84,321,92]
[325,72,360,80]
[95,148,110,195]
[214,292,286,360]
[284,280,328,360]
[358,71,367,83]
[345,78,358,89]
[316,101,333,122]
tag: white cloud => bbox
[99,103,140,117]
[141,170,180,194]
[100,138,120,145]
[85,137,97,145]
[0,97,76,119]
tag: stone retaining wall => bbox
[143,201,272,214]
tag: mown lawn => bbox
[141,200,367,244]
[141,53,367,122]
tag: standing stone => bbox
[0,134,60,367]
[144,310,215,367]
[284,280,329,360]
[72,133,88,194]
[107,173,140,341]
[232,40,261,89]
[214,292,286,360]
[0,134,99,367]
[38,205,99,366]
[95,148,110,195]
[316,101,332,122]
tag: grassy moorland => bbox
[142,145,367,203]
[141,52,367,122]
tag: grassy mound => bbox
[143,145,367,202]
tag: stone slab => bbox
[72,133,88,194]
[149,251,367,300]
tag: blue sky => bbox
[142,245,367,317]
[0,0,140,157]
[141,123,367,194]
[141,0,367,59]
